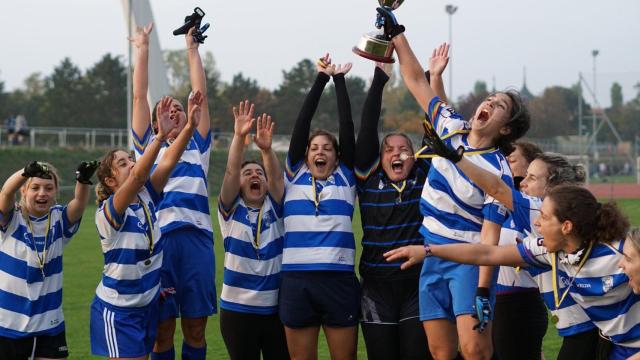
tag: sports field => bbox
[59,199,639,359]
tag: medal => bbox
[391,180,406,205]
[25,210,52,280]
[551,242,593,322]
[551,314,559,324]
[139,197,155,265]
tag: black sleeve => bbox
[355,67,390,174]
[333,73,355,170]
[288,72,331,167]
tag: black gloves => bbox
[22,161,52,179]
[376,7,405,40]
[75,161,99,185]
[422,119,464,163]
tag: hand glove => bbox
[375,7,405,40]
[472,287,492,333]
[22,161,52,179]
[75,160,99,185]
[422,119,464,163]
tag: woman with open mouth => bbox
[354,61,431,360]
[90,93,201,360]
[386,185,640,360]
[619,229,640,296]
[278,53,359,360]
[376,7,531,360]
[217,100,288,360]
[0,159,96,359]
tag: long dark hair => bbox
[546,185,629,246]
[495,90,531,155]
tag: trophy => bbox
[352,0,405,63]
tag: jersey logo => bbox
[602,276,614,293]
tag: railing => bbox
[0,127,128,149]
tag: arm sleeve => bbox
[355,67,389,180]
[287,73,330,176]
[426,96,468,137]
[334,73,355,170]
[132,126,152,157]
[511,189,542,233]
[517,235,552,268]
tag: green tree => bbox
[83,54,127,128]
[610,82,623,109]
[40,58,84,127]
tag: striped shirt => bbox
[496,218,539,294]
[218,194,284,315]
[518,237,640,346]
[282,160,356,272]
[132,127,213,237]
[0,205,79,338]
[356,161,428,280]
[420,97,511,245]
[95,183,163,308]
[509,190,595,335]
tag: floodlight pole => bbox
[126,0,132,149]
[591,49,599,160]
[445,4,458,101]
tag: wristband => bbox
[424,244,433,257]
[476,287,490,297]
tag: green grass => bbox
[59,199,640,359]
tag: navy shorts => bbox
[158,227,217,320]
[90,297,159,358]
[279,271,360,328]
[0,331,68,359]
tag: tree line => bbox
[0,51,639,141]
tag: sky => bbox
[1,0,639,108]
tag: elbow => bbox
[129,169,148,188]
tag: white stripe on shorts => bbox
[103,308,119,358]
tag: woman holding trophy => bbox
[278,54,360,360]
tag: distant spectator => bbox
[599,162,608,177]
[4,116,15,145]
[14,115,28,145]
[623,162,631,176]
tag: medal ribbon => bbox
[551,241,593,309]
[138,197,154,257]
[25,209,52,279]
[311,176,320,215]
[253,207,264,251]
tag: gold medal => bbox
[551,314,559,324]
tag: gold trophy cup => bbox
[352,0,405,63]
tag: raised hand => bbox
[186,26,199,50]
[375,61,392,77]
[334,63,353,76]
[316,53,334,76]
[75,161,99,185]
[187,90,204,129]
[22,161,52,179]
[156,96,176,140]
[253,113,274,151]
[232,100,255,137]
[428,43,450,77]
[128,22,153,49]
[376,7,405,40]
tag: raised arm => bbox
[0,169,29,226]
[254,114,284,204]
[384,242,526,270]
[355,64,390,175]
[220,100,255,208]
[150,92,202,194]
[130,23,153,140]
[392,34,437,114]
[287,53,332,167]
[66,161,99,223]
[333,63,355,170]
[112,103,175,215]
[186,27,211,138]
[456,157,514,210]
[428,42,450,103]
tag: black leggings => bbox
[361,318,432,360]
[492,291,548,360]
[220,309,290,360]
[557,328,600,360]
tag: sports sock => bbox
[182,341,206,360]
[150,347,175,360]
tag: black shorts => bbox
[0,330,69,360]
[360,276,420,324]
[279,271,360,328]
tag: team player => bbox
[0,161,96,359]
[376,8,530,359]
[388,185,639,360]
[129,24,215,360]
[620,229,640,295]
[279,54,360,360]
[217,101,289,360]
[355,62,430,360]
[90,93,202,359]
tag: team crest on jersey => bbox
[559,276,570,288]
[602,276,614,293]
[378,180,384,190]
[327,175,335,185]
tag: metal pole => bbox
[445,5,457,101]
[126,0,133,150]
[578,73,583,152]
[591,49,599,160]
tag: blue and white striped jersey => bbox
[518,237,640,346]
[0,205,79,338]
[496,218,539,293]
[218,194,284,315]
[282,160,356,272]
[132,127,213,237]
[95,183,163,308]
[420,97,511,245]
